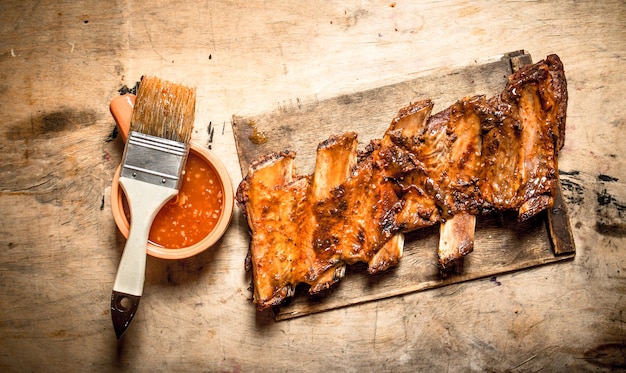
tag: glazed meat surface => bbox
[480,54,567,220]
[236,151,313,307]
[236,54,567,310]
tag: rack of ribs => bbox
[236,54,568,310]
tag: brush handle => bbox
[113,176,178,296]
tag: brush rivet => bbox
[161,178,167,184]
[132,172,137,177]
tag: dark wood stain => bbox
[6,108,98,141]
[598,174,619,182]
[584,342,626,369]
[595,189,626,237]
[105,126,119,143]
[560,175,585,205]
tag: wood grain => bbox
[1,0,625,372]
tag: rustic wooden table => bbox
[1,1,624,372]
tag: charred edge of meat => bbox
[318,132,358,150]
[546,54,568,150]
[376,136,421,175]
[518,195,553,221]
[358,140,380,163]
[309,264,347,294]
[380,199,404,236]
[390,100,434,128]
[249,149,296,172]
[235,150,296,207]
[244,250,252,272]
[256,285,295,311]
[368,233,404,274]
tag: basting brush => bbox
[111,76,196,339]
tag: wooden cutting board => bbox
[231,51,575,320]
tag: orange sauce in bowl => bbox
[122,151,224,249]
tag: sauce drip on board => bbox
[123,151,225,248]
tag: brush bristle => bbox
[130,76,196,144]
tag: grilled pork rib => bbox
[236,54,567,309]
[236,151,313,307]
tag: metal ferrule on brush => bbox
[120,131,189,190]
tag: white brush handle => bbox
[113,176,178,296]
